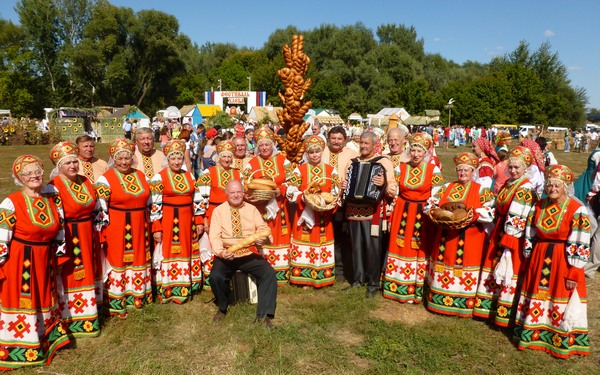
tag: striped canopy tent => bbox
[315,114,344,125]
[402,116,428,126]
[348,112,362,121]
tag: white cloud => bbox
[433,37,440,42]
[544,29,555,37]
[567,66,583,71]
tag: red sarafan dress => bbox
[197,165,241,291]
[150,168,204,303]
[0,192,70,370]
[426,181,495,318]
[514,197,591,359]
[95,169,152,316]
[383,162,443,304]
[286,163,339,288]
[48,174,101,337]
[473,176,536,326]
[242,154,292,286]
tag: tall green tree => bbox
[0,19,36,116]
[16,0,64,106]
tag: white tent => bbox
[163,106,181,119]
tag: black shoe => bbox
[213,310,226,322]
[263,317,276,330]
[336,274,347,283]
[342,282,361,291]
[255,316,277,330]
[366,289,378,299]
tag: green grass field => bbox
[1,143,599,374]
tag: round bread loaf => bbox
[321,192,335,204]
[433,209,454,221]
[247,181,276,190]
[452,208,468,220]
[441,202,466,212]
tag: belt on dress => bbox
[108,205,147,212]
[12,236,52,246]
[65,216,92,223]
[402,198,428,203]
[163,202,191,208]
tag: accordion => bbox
[343,156,387,205]
[228,270,258,305]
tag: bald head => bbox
[226,180,244,207]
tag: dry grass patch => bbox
[370,298,432,325]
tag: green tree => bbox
[0,19,37,116]
[376,23,425,62]
[16,0,64,106]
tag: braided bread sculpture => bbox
[275,35,313,167]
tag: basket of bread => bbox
[245,170,278,202]
[428,202,473,230]
[303,177,339,212]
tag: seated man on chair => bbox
[208,180,278,329]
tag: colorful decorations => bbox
[303,135,325,151]
[545,164,574,185]
[108,138,135,158]
[453,152,479,169]
[49,142,77,165]
[162,139,186,158]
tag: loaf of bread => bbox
[441,202,466,212]
[452,208,468,220]
[247,180,277,191]
[252,178,278,189]
[226,229,272,254]
[432,209,454,221]
[306,193,325,206]
[321,192,335,204]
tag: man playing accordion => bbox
[341,132,397,298]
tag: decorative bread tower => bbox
[275,35,312,167]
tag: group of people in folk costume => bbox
[0,124,592,370]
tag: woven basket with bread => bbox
[428,202,474,230]
[245,170,277,202]
[303,177,339,212]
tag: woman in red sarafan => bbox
[425,152,495,318]
[474,146,537,326]
[197,140,242,291]
[150,139,204,303]
[242,126,293,286]
[383,133,444,304]
[514,164,591,359]
[47,142,101,338]
[0,155,70,370]
[94,138,152,317]
[286,136,340,288]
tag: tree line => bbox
[0,0,590,127]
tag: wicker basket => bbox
[303,177,340,212]
[246,170,277,202]
[428,207,474,230]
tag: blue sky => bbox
[1,0,599,112]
